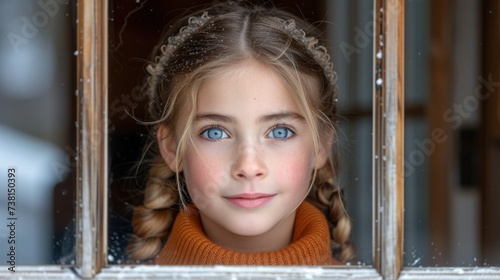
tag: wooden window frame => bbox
[1,0,499,278]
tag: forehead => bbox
[196,60,301,115]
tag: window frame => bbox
[1,0,500,279]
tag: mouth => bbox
[223,193,276,209]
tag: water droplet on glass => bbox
[376,50,382,59]
[376,78,383,86]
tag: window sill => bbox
[0,265,381,279]
[399,267,500,279]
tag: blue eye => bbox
[201,127,228,140]
[268,126,294,139]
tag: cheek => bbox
[183,150,228,208]
[184,150,227,185]
[275,152,314,187]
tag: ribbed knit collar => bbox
[155,201,340,265]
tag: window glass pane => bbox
[0,0,76,265]
[328,0,374,266]
[108,0,372,266]
[404,0,500,267]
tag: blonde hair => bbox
[128,0,354,263]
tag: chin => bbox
[225,221,274,237]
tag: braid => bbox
[308,163,356,263]
[127,156,179,260]
[329,189,355,262]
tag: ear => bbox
[314,131,334,169]
[157,125,182,172]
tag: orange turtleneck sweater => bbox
[155,201,341,265]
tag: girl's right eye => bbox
[201,127,229,140]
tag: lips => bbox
[224,193,276,209]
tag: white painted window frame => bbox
[1,0,499,279]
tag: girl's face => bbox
[160,59,328,250]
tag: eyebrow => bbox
[258,112,305,123]
[195,112,305,123]
[195,113,235,123]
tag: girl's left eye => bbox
[267,126,294,139]
[201,127,229,140]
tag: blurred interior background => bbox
[0,0,76,265]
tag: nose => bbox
[232,143,267,180]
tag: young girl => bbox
[127,0,354,265]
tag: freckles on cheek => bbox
[186,161,214,190]
[184,155,227,195]
[184,161,221,210]
[278,156,312,185]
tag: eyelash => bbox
[199,125,230,141]
[267,124,296,140]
